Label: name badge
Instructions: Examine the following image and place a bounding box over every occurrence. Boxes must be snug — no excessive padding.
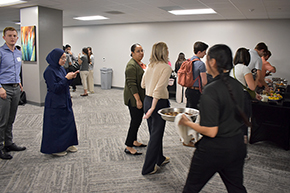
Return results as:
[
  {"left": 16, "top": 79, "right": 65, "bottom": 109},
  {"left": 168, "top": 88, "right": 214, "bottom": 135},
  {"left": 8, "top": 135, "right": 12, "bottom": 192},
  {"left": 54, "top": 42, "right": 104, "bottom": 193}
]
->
[{"left": 17, "top": 57, "right": 22, "bottom": 62}]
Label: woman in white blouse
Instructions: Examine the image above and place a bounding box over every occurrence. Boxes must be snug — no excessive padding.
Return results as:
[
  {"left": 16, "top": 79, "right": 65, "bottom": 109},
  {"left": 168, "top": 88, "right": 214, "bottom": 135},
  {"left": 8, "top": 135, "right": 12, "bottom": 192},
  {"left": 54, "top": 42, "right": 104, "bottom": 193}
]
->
[
  {"left": 141, "top": 42, "right": 172, "bottom": 175},
  {"left": 230, "top": 47, "right": 258, "bottom": 144}
]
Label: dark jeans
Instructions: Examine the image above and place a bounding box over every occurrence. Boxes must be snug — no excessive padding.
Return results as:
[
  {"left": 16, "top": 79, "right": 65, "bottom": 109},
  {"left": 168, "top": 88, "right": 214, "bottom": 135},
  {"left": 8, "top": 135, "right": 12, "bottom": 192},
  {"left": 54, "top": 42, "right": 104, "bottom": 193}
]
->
[
  {"left": 183, "top": 133, "right": 247, "bottom": 193},
  {"left": 142, "top": 96, "right": 169, "bottom": 175},
  {"left": 0, "top": 85, "right": 20, "bottom": 150},
  {"left": 185, "top": 88, "right": 201, "bottom": 110},
  {"left": 125, "top": 101, "right": 144, "bottom": 147}
]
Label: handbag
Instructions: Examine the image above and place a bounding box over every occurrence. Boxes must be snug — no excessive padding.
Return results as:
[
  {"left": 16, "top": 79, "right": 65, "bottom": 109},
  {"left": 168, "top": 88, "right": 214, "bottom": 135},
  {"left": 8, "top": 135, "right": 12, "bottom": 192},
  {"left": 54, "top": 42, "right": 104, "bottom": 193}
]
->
[
  {"left": 19, "top": 90, "right": 27, "bottom": 105},
  {"left": 233, "top": 66, "right": 256, "bottom": 99}
]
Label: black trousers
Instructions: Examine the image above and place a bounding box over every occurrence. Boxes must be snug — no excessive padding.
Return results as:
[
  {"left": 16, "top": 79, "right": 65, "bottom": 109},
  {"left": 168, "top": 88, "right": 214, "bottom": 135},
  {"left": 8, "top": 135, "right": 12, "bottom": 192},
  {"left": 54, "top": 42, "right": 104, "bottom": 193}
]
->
[
  {"left": 124, "top": 101, "right": 144, "bottom": 147},
  {"left": 185, "top": 88, "right": 201, "bottom": 110},
  {"left": 242, "top": 91, "right": 252, "bottom": 136},
  {"left": 183, "top": 133, "right": 247, "bottom": 193},
  {"left": 142, "top": 96, "right": 169, "bottom": 175}
]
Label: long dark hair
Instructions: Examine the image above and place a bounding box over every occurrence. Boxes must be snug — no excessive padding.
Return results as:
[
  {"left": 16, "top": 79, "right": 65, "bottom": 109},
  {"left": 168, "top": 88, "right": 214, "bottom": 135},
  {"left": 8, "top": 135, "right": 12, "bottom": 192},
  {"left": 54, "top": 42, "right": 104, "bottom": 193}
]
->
[
  {"left": 174, "top": 52, "right": 186, "bottom": 73},
  {"left": 88, "top": 47, "right": 93, "bottom": 56},
  {"left": 82, "top": 47, "right": 91, "bottom": 64},
  {"left": 207, "top": 44, "right": 251, "bottom": 127}
]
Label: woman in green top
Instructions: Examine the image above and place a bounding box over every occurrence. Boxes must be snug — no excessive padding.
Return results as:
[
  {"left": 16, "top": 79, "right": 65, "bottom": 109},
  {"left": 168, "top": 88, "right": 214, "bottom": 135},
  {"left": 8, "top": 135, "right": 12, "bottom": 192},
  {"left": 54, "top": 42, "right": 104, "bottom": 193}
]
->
[{"left": 123, "top": 43, "right": 147, "bottom": 155}]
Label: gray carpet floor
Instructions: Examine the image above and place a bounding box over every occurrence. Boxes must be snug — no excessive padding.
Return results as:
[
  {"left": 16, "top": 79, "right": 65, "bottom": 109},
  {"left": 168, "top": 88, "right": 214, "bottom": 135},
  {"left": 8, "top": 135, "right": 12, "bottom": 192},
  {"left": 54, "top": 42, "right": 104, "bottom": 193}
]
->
[{"left": 0, "top": 86, "right": 290, "bottom": 193}]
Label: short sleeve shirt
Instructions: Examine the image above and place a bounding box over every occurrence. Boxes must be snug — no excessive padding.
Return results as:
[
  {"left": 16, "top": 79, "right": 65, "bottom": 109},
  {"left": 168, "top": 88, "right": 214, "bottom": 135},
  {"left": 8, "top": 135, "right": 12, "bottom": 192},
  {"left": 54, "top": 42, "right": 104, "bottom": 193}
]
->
[
  {"left": 248, "top": 49, "right": 262, "bottom": 71},
  {"left": 199, "top": 74, "right": 244, "bottom": 138},
  {"left": 190, "top": 56, "right": 206, "bottom": 87},
  {"left": 230, "top": 64, "right": 251, "bottom": 86},
  {"left": 80, "top": 55, "right": 89, "bottom": 71}
]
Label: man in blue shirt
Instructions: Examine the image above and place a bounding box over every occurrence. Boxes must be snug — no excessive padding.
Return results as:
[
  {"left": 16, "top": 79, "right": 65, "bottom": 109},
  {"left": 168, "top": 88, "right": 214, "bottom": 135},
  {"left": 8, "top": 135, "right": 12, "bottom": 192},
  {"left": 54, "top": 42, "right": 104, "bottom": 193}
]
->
[
  {"left": 0, "top": 27, "right": 26, "bottom": 160},
  {"left": 185, "top": 41, "right": 208, "bottom": 110}
]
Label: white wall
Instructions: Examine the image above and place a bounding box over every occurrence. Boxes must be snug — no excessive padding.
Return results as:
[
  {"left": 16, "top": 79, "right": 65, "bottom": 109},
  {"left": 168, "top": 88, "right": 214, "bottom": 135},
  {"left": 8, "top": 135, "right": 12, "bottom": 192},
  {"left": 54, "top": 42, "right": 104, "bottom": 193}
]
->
[{"left": 63, "top": 19, "right": 290, "bottom": 88}]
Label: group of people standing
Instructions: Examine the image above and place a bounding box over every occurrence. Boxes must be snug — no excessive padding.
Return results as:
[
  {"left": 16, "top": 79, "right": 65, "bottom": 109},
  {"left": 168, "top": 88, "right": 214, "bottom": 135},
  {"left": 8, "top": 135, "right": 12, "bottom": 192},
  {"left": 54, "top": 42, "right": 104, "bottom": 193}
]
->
[
  {"left": 123, "top": 42, "right": 172, "bottom": 175},
  {"left": 123, "top": 40, "right": 274, "bottom": 192},
  {"left": 63, "top": 45, "right": 95, "bottom": 96},
  {"left": 40, "top": 45, "right": 96, "bottom": 156},
  {"left": 1, "top": 25, "right": 275, "bottom": 192}
]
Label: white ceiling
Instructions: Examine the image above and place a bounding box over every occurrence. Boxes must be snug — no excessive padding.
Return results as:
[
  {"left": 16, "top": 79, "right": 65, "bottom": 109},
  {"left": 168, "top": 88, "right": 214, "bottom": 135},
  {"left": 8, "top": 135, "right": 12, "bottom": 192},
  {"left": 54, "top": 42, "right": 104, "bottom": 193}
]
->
[{"left": 1, "top": 0, "right": 290, "bottom": 31}]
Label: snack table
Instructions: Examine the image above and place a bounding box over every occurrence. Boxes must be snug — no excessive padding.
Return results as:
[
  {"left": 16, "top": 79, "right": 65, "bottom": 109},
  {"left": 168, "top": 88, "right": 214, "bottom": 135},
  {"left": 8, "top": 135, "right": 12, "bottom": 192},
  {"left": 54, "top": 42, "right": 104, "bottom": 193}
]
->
[{"left": 249, "top": 100, "right": 290, "bottom": 150}]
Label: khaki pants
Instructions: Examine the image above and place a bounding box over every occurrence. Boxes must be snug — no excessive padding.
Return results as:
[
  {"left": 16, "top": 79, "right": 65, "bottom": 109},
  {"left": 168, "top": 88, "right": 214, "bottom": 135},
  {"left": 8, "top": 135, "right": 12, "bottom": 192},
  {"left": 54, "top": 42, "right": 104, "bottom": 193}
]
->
[
  {"left": 80, "top": 71, "right": 89, "bottom": 90},
  {"left": 88, "top": 70, "right": 94, "bottom": 92}
]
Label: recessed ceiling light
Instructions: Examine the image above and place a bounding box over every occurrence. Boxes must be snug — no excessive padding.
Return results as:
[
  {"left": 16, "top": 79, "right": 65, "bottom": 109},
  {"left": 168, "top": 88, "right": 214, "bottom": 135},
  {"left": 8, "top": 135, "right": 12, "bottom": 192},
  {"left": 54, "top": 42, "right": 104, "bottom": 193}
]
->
[
  {"left": 0, "top": 0, "right": 26, "bottom": 7},
  {"left": 169, "top": 8, "right": 216, "bottom": 15},
  {"left": 73, "top": 15, "right": 109, "bottom": 21}
]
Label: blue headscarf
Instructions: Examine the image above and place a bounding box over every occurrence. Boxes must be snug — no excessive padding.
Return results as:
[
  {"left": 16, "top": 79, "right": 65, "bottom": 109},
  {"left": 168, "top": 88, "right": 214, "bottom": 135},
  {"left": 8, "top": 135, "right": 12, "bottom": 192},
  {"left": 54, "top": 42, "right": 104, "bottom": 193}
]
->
[{"left": 46, "top": 48, "right": 64, "bottom": 67}]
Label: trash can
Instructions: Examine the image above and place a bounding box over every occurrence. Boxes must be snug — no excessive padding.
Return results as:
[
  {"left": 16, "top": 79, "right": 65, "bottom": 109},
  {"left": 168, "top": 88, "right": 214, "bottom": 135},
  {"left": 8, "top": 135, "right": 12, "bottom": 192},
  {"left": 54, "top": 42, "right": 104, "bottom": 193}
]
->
[{"left": 100, "top": 67, "right": 113, "bottom": 89}]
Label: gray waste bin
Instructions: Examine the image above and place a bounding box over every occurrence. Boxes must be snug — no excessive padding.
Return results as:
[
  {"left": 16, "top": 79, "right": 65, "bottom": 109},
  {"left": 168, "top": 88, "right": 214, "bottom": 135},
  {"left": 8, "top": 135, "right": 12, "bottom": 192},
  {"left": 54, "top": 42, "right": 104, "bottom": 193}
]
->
[{"left": 100, "top": 67, "right": 113, "bottom": 89}]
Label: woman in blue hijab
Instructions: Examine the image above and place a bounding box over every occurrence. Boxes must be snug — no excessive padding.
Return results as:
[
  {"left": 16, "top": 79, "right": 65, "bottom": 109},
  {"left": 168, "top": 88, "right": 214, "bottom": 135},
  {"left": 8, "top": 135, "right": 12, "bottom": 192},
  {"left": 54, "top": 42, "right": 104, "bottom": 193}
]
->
[{"left": 41, "top": 48, "right": 79, "bottom": 156}]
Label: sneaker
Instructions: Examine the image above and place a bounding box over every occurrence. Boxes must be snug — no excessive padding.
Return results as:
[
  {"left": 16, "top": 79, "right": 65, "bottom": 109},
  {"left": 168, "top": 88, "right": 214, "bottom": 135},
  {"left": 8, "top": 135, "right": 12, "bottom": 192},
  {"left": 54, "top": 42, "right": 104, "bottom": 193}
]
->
[
  {"left": 66, "top": 146, "right": 78, "bottom": 153},
  {"left": 149, "top": 165, "right": 159, "bottom": 174},
  {"left": 161, "top": 157, "right": 170, "bottom": 166},
  {"left": 52, "top": 151, "right": 67, "bottom": 157}
]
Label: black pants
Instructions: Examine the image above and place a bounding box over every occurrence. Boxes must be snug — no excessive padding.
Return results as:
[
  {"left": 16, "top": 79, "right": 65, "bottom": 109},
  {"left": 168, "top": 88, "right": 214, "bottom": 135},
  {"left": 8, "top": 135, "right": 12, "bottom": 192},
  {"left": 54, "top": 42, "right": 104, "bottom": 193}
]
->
[
  {"left": 242, "top": 91, "right": 252, "bottom": 136},
  {"left": 125, "top": 101, "right": 144, "bottom": 147},
  {"left": 183, "top": 133, "right": 247, "bottom": 193},
  {"left": 142, "top": 96, "right": 169, "bottom": 175},
  {"left": 185, "top": 88, "right": 201, "bottom": 110}
]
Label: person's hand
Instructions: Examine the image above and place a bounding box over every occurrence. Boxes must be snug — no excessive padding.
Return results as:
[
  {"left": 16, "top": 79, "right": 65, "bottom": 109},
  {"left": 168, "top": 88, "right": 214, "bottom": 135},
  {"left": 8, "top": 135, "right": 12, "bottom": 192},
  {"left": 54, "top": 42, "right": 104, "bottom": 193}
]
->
[
  {"left": 264, "top": 86, "right": 270, "bottom": 93},
  {"left": 66, "top": 71, "right": 78, "bottom": 80},
  {"left": 19, "top": 83, "right": 23, "bottom": 92},
  {"left": 256, "top": 93, "right": 262, "bottom": 101},
  {"left": 0, "top": 87, "right": 7, "bottom": 99},
  {"left": 136, "top": 100, "right": 142, "bottom": 109},
  {"left": 144, "top": 108, "right": 154, "bottom": 119},
  {"left": 179, "top": 114, "right": 190, "bottom": 126}
]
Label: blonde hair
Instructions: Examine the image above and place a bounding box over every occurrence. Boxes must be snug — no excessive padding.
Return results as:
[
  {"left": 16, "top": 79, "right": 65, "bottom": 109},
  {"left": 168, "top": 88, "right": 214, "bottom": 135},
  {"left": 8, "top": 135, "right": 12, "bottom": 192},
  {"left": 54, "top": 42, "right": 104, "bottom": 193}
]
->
[{"left": 149, "top": 42, "right": 168, "bottom": 66}]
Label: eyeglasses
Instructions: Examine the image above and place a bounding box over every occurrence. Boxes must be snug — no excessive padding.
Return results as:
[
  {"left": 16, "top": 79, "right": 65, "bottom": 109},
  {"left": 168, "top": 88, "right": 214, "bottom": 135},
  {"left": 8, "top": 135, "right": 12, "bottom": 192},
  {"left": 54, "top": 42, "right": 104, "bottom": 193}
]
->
[{"left": 60, "top": 57, "right": 67, "bottom": 61}]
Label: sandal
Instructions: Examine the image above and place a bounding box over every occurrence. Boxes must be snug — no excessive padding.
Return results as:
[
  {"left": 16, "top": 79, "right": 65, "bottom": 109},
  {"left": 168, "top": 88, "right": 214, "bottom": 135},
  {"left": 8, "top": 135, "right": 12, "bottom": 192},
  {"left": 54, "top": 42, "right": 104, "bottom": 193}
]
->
[{"left": 80, "top": 93, "right": 88, "bottom": 97}]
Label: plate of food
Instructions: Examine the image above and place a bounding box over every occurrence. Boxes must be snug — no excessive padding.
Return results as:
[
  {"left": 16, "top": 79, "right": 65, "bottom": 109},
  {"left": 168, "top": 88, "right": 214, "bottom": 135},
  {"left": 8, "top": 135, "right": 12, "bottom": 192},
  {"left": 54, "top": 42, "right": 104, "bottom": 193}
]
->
[
  {"left": 268, "top": 93, "right": 283, "bottom": 101},
  {"left": 158, "top": 107, "right": 199, "bottom": 122}
]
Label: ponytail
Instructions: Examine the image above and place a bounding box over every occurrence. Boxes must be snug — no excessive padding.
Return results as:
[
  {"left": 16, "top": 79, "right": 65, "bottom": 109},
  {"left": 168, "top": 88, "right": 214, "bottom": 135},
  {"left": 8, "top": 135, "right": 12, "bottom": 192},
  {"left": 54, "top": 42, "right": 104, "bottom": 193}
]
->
[{"left": 208, "top": 44, "right": 251, "bottom": 127}]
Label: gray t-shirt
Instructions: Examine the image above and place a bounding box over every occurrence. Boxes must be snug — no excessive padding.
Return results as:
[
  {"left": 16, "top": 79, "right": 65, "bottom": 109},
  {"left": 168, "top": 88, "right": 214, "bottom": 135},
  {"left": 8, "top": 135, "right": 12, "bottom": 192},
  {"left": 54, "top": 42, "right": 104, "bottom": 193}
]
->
[{"left": 80, "top": 55, "right": 89, "bottom": 71}]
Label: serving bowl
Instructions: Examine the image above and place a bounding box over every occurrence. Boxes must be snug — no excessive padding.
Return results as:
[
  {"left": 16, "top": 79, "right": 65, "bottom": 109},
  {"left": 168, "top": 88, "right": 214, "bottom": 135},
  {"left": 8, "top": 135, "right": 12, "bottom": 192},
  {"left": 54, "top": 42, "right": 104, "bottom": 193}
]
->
[{"left": 158, "top": 107, "right": 199, "bottom": 122}]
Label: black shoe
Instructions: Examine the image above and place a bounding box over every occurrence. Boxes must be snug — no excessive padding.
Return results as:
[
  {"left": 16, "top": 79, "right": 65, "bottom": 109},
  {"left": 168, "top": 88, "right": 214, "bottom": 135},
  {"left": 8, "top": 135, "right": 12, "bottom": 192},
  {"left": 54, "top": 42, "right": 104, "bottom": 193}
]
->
[
  {"left": 4, "top": 143, "right": 26, "bottom": 152},
  {"left": 133, "top": 144, "right": 147, "bottom": 147},
  {"left": 124, "top": 148, "right": 142, "bottom": 155},
  {"left": 0, "top": 149, "right": 13, "bottom": 159}
]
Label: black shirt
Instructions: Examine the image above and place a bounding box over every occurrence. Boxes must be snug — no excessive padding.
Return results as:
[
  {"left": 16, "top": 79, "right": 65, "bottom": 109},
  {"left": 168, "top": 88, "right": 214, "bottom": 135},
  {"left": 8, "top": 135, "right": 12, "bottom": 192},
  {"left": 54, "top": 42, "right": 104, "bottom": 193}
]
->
[{"left": 199, "top": 73, "right": 245, "bottom": 138}]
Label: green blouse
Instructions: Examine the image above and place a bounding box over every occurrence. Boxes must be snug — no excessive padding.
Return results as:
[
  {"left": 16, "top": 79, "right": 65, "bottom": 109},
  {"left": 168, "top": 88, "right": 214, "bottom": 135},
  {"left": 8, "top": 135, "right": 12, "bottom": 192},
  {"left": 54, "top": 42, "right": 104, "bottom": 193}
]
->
[{"left": 123, "top": 58, "right": 145, "bottom": 107}]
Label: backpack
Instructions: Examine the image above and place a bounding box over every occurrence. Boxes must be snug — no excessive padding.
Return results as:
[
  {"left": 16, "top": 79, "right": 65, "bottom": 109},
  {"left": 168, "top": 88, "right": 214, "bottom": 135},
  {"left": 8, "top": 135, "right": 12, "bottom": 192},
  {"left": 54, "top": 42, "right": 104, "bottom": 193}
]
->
[{"left": 177, "top": 58, "right": 200, "bottom": 88}]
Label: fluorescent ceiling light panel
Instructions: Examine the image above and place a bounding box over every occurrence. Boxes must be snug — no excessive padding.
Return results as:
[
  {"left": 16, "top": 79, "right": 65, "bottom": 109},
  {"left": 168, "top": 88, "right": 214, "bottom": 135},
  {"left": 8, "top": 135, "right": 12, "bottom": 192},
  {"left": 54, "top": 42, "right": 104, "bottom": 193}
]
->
[
  {"left": 169, "top": 8, "right": 216, "bottom": 15},
  {"left": 0, "top": 0, "right": 26, "bottom": 7},
  {"left": 73, "top": 15, "right": 108, "bottom": 21}
]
